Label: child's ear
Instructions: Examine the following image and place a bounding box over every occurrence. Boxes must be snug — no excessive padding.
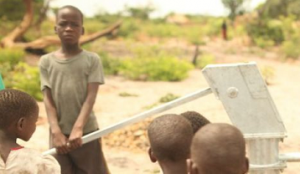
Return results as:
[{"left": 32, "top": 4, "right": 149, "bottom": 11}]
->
[
  {"left": 148, "top": 148, "right": 157, "bottom": 163},
  {"left": 17, "top": 117, "right": 25, "bottom": 130},
  {"left": 242, "top": 157, "right": 249, "bottom": 174},
  {"left": 187, "top": 159, "right": 199, "bottom": 174}
]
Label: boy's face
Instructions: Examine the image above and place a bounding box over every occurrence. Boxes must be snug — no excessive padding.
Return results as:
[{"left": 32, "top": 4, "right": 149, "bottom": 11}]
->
[{"left": 55, "top": 8, "right": 84, "bottom": 45}]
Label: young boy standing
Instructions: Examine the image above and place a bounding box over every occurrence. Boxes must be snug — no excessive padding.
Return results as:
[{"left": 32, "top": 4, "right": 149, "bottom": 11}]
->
[{"left": 39, "top": 5, "right": 109, "bottom": 174}]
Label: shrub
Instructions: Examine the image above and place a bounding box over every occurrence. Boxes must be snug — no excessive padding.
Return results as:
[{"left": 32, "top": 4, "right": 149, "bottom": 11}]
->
[
  {"left": 260, "top": 66, "right": 275, "bottom": 85},
  {"left": 118, "top": 19, "right": 140, "bottom": 39},
  {"left": 281, "top": 40, "right": 300, "bottom": 59},
  {"left": 196, "top": 53, "right": 216, "bottom": 69},
  {"left": 6, "top": 63, "right": 43, "bottom": 101},
  {"left": 246, "top": 19, "right": 284, "bottom": 46},
  {"left": 253, "top": 37, "right": 275, "bottom": 49},
  {"left": 98, "top": 52, "right": 122, "bottom": 75},
  {"left": 120, "top": 56, "right": 193, "bottom": 81},
  {"left": 159, "top": 93, "right": 179, "bottom": 103},
  {"left": 0, "top": 48, "right": 25, "bottom": 67}
]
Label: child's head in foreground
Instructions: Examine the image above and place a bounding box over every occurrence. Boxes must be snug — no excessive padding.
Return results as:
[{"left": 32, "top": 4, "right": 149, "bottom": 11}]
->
[
  {"left": 189, "top": 123, "right": 248, "bottom": 174},
  {"left": 0, "top": 89, "right": 39, "bottom": 141},
  {"left": 147, "top": 114, "right": 193, "bottom": 163},
  {"left": 55, "top": 5, "right": 84, "bottom": 45},
  {"left": 180, "top": 111, "right": 210, "bottom": 134}
]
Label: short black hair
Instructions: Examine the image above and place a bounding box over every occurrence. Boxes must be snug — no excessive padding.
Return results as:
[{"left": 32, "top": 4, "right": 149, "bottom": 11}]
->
[
  {"left": 56, "top": 5, "right": 84, "bottom": 24},
  {"left": 181, "top": 111, "right": 210, "bottom": 134},
  {"left": 0, "top": 89, "right": 38, "bottom": 129},
  {"left": 148, "top": 114, "right": 193, "bottom": 162}
]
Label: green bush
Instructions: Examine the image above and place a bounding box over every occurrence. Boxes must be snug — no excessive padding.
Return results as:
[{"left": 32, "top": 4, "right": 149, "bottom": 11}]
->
[
  {"left": 6, "top": 62, "right": 43, "bottom": 101},
  {"left": 196, "top": 53, "right": 216, "bottom": 69},
  {"left": 253, "top": 37, "right": 275, "bottom": 49},
  {"left": 118, "top": 19, "right": 140, "bottom": 39},
  {"left": 159, "top": 93, "right": 179, "bottom": 103},
  {"left": 120, "top": 56, "right": 193, "bottom": 81},
  {"left": 98, "top": 52, "right": 122, "bottom": 75},
  {"left": 246, "top": 19, "right": 284, "bottom": 45},
  {"left": 281, "top": 40, "right": 300, "bottom": 59},
  {"left": 0, "top": 48, "right": 25, "bottom": 67}
]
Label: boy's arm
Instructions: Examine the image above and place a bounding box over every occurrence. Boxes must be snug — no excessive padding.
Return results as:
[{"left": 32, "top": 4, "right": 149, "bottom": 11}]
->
[
  {"left": 43, "top": 87, "right": 69, "bottom": 154},
  {"left": 68, "top": 82, "right": 99, "bottom": 149}
]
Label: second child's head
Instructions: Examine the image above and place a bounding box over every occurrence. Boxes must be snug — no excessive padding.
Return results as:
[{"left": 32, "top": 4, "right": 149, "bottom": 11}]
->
[
  {"left": 0, "top": 89, "right": 39, "bottom": 141},
  {"left": 181, "top": 111, "right": 210, "bottom": 134},
  {"left": 147, "top": 114, "right": 193, "bottom": 163},
  {"left": 55, "top": 5, "right": 84, "bottom": 46}
]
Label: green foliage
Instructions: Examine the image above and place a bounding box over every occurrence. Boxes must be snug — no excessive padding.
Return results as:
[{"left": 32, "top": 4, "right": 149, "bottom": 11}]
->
[
  {"left": 196, "top": 53, "right": 216, "bottom": 69},
  {"left": 119, "top": 92, "right": 138, "bottom": 97},
  {"left": 258, "top": 0, "right": 300, "bottom": 19},
  {"left": 0, "top": 0, "right": 43, "bottom": 21},
  {"left": 118, "top": 18, "right": 140, "bottom": 39},
  {"left": 94, "top": 13, "right": 122, "bottom": 24},
  {"left": 253, "top": 38, "right": 275, "bottom": 49},
  {"left": 159, "top": 93, "right": 179, "bottom": 103},
  {"left": 98, "top": 52, "right": 123, "bottom": 75},
  {"left": 84, "top": 19, "right": 107, "bottom": 34},
  {"left": 144, "top": 93, "right": 180, "bottom": 109},
  {"left": 125, "top": 6, "right": 155, "bottom": 20},
  {"left": 221, "top": 0, "right": 245, "bottom": 20},
  {"left": 246, "top": 19, "right": 284, "bottom": 46},
  {"left": 5, "top": 62, "right": 42, "bottom": 101},
  {"left": 120, "top": 56, "right": 193, "bottom": 81},
  {"left": 280, "top": 16, "right": 300, "bottom": 59},
  {"left": 281, "top": 40, "right": 300, "bottom": 59},
  {"left": 0, "top": 48, "right": 25, "bottom": 67},
  {"left": 260, "top": 66, "right": 275, "bottom": 85}
]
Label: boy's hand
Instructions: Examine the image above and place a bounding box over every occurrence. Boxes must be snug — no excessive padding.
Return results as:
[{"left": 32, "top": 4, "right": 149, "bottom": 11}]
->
[
  {"left": 52, "top": 132, "right": 70, "bottom": 154},
  {"left": 68, "top": 128, "right": 83, "bottom": 150}
]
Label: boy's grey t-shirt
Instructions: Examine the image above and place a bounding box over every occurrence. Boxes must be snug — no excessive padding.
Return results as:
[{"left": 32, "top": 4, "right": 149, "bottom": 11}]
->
[{"left": 39, "top": 50, "right": 104, "bottom": 135}]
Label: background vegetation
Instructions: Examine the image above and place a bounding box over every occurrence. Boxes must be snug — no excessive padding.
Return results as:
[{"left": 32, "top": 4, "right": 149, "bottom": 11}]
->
[{"left": 0, "top": 0, "right": 299, "bottom": 100}]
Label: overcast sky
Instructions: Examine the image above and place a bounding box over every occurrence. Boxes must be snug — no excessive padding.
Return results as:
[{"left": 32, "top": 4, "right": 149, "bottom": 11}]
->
[{"left": 50, "top": 0, "right": 266, "bottom": 18}]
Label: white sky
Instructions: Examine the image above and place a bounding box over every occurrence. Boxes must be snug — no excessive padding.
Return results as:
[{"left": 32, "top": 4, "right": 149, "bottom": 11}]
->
[{"left": 50, "top": 0, "right": 266, "bottom": 18}]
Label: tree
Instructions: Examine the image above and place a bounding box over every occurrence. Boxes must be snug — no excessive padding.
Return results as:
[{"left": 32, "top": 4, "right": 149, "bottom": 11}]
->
[
  {"left": 257, "top": 0, "right": 300, "bottom": 19},
  {"left": 221, "top": 0, "right": 245, "bottom": 21},
  {"left": 0, "top": 0, "right": 122, "bottom": 53}
]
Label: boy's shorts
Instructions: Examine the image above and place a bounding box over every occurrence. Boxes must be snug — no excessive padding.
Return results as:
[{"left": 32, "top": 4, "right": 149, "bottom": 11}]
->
[{"left": 50, "top": 135, "right": 109, "bottom": 174}]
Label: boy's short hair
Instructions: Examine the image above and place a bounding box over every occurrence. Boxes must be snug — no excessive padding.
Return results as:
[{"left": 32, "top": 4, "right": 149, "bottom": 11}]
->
[
  {"left": 0, "top": 89, "right": 38, "bottom": 129},
  {"left": 147, "top": 114, "right": 193, "bottom": 162},
  {"left": 181, "top": 111, "right": 210, "bottom": 134},
  {"left": 191, "top": 123, "right": 247, "bottom": 174},
  {"left": 56, "top": 5, "right": 84, "bottom": 23}
]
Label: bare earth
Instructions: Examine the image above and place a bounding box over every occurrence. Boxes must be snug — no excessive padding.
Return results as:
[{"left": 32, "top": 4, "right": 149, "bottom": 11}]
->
[{"left": 20, "top": 40, "right": 300, "bottom": 173}]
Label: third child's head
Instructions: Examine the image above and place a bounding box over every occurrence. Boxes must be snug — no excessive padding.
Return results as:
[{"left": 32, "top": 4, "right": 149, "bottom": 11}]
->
[
  {"left": 0, "top": 89, "right": 39, "bottom": 141},
  {"left": 147, "top": 114, "right": 193, "bottom": 163},
  {"left": 55, "top": 5, "right": 84, "bottom": 46},
  {"left": 189, "top": 123, "right": 248, "bottom": 174}
]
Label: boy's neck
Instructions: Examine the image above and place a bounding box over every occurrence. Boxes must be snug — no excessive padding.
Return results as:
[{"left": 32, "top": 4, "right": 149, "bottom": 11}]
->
[
  {"left": 0, "top": 130, "right": 19, "bottom": 162},
  {"left": 159, "top": 159, "right": 188, "bottom": 174},
  {"left": 0, "top": 130, "right": 18, "bottom": 147},
  {"left": 59, "top": 44, "right": 82, "bottom": 58}
]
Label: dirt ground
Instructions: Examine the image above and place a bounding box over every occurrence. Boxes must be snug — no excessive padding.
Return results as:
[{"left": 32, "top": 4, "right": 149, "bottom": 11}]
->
[{"left": 20, "top": 40, "right": 300, "bottom": 173}]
